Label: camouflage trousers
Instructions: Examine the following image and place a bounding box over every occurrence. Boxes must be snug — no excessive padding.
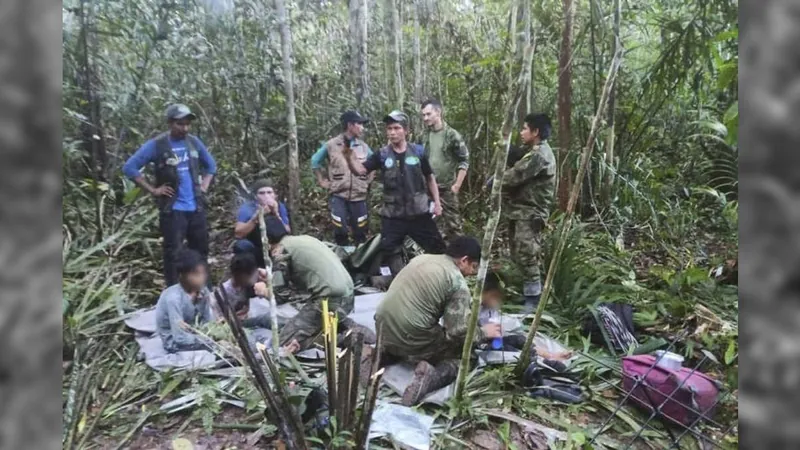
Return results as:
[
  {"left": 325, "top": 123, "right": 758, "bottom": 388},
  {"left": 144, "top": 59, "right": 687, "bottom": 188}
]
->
[
  {"left": 436, "top": 185, "right": 463, "bottom": 241},
  {"left": 508, "top": 217, "right": 545, "bottom": 284},
  {"left": 278, "top": 292, "right": 355, "bottom": 350}
]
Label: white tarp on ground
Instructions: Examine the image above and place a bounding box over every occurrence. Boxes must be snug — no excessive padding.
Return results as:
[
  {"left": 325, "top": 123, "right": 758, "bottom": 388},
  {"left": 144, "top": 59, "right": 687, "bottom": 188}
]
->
[
  {"left": 126, "top": 292, "right": 572, "bottom": 385},
  {"left": 367, "top": 402, "right": 435, "bottom": 450}
]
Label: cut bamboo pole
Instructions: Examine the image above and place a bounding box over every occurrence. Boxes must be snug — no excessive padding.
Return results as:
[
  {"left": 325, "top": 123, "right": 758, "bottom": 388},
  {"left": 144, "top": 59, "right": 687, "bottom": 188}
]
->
[
  {"left": 454, "top": 43, "right": 535, "bottom": 404},
  {"left": 258, "top": 209, "right": 281, "bottom": 356}
]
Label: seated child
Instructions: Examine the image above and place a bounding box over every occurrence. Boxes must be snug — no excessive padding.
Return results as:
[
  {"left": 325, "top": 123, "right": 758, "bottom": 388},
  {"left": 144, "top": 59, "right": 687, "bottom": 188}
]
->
[
  {"left": 479, "top": 272, "right": 572, "bottom": 361},
  {"left": 211, "top": 253, "right": 270, "bottom": 322},
  {"left": 155, "top": 249, "right": 214, "bottom": 353}
]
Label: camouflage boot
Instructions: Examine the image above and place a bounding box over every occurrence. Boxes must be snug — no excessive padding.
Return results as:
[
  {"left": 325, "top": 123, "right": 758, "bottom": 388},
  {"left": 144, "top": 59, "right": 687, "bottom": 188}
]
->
[
  {"left": 521, "top": 280, "right": 542, "bottom": 315},
  {"left": 338, "top": 317, "right": 377, "bottom": 346},
  {"left": 401, "top": 360, "right": 459, "bottom": 406}
]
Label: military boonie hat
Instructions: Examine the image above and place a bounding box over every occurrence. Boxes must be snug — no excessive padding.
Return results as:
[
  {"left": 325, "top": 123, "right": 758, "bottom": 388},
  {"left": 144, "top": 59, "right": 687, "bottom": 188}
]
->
[
  {"left": 383, "top": 110, "right": 409, "bottom": 126},
  {"left": 165, "top": 103, "right": 197, "bottom": 121},
  {"left": 340, "top": 110, "right": 369, "bottom": 125}
]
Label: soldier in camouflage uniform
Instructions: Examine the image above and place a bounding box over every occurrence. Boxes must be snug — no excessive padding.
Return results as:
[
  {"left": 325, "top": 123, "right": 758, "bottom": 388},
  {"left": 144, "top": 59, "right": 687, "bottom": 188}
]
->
[
  {"left": 261, "top": 216, "right": 376, "bottom": 352},
  {"left": 419, "top": 98, "right": 470, "bottom": 240},
  {"left": 373, "top": 237, "right": 502, "bottom": 406},
  {"left": 499, "top": 113, "right": 556, "bottom": 313}
]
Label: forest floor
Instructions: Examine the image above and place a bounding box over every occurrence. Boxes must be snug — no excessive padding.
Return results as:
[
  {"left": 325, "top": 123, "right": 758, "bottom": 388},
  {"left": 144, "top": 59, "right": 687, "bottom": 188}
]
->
[{"left": 76, "top": 195, "right": 739, "bottom": 450}]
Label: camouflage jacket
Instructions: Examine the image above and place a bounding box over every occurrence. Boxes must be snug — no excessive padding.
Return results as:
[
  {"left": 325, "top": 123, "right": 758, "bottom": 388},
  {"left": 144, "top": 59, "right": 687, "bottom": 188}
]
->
[
  {"left": 500, "top": 140, "right": 556, "bottom": 221},
  {"left": 375, "top": 254, "right": 485, "bottom": 352},
  {"left": 417, "top": 123, "right": 469, "bottom": 187}
]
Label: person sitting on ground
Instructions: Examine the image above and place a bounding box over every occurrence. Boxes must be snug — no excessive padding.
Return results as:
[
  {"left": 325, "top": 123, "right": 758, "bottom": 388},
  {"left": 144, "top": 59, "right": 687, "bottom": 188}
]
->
[
  {"left": 263, "top": 215, "right": 376, "bottom": 352},
  {"left": 478, "top": 271, "right": 572, "bottom": 361},
  {"left": 210, "top": 253, "right": 270, "bottom": 322},
  {"left": 155, "top": 249, "right": 214, "bottom": 353},
  {"left": 234, "top": 179, "right": 291, "bottom": 267},
  {"left": 373, "top": 236, "right": 503, "bottom": 406}
]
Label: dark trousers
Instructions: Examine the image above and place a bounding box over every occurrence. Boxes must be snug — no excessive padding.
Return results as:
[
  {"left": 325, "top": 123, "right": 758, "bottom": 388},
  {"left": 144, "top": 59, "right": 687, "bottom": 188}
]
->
[
  {"left": 380, "top": 214, "right": 446, "bottom": 274},
  {"left": 330, "top": 195, "right": 369, "bottom": 246},
  {"left": 233, "top": 238, "right": 266, "bottom": 268},
  {"left": 160, "top": 209, "right": 209, "bottom": 286}
]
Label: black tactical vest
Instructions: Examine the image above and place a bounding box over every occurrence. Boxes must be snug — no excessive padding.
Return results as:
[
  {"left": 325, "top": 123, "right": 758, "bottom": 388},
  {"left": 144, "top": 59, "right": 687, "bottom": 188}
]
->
[
  {"left": 378, "top": 144, "right": 430, "bottom": 218},
  {"left": 153, "top": 132, "right": 204, "bottom": 212}
]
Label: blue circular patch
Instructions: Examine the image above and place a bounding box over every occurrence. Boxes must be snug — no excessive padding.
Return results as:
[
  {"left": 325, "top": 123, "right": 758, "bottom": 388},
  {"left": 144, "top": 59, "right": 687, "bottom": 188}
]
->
[{"left": 385, "top": 157, "right": 395, "bottom": 168}]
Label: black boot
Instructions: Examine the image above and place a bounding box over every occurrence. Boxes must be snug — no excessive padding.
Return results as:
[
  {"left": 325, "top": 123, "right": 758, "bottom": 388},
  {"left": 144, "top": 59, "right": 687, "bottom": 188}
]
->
[
  {"left": 402, "top": 360, "right": 459, "bottom": 406},
  {"left": 521, "top": 281, "right": 542, "bottom": 314}
]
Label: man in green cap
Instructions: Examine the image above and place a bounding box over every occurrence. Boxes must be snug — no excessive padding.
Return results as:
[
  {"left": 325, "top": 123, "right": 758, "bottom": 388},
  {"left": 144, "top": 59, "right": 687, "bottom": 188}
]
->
[
  {"left": 343, "top": 110, "right": 446, "bottom": 276},
  {"left": 419, "top": 98, "right": 470, "bottom": 240},
  {"left": 123, "top": 103, "right": 217, "bottom": 286},
  {"left": 311, "top": 111, "right": 374, "bottom": 246},
  {"left": 496, "top": 113, "right": 556, "bottom": 313}
]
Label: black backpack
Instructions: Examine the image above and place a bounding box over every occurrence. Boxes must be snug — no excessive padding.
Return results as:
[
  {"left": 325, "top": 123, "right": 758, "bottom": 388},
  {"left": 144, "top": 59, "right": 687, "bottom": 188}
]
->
[{"left": 582, "top": 302, "right": 638, "bottom": 354}]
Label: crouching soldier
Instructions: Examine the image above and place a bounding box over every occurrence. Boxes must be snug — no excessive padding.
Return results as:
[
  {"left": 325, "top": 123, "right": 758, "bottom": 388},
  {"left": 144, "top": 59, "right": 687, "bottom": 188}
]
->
[
  {"left": 373, "top": 237, "right": 502, "bottom": 406},
  {"left": 262, "top": 216, "right": 376, "bottom": 352}
]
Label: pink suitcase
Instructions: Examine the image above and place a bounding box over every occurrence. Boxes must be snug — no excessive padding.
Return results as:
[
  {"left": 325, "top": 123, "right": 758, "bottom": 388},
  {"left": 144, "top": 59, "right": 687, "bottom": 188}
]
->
[{"left": 621, "top": 354, "right": 721, "bottom": 426}]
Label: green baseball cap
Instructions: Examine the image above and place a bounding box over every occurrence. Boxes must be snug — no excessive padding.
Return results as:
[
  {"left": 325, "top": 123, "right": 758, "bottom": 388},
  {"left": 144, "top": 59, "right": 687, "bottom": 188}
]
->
[{"left": 383, "top": 110, "right": 409, "bottom": 126}]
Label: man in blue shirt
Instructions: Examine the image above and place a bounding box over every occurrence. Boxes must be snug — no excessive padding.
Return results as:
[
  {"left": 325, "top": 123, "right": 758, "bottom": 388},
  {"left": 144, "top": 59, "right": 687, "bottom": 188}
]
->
[
  {"left": 234, "top": 179, "right": 290, "bottom": 267},
  {"left": 123, "top": 104, "right": 217, "bottom": 286}
]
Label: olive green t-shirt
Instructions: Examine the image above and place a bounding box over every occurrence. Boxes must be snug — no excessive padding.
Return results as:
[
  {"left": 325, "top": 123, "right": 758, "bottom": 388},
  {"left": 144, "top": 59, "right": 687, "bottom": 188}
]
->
[{"left": 426, "top": 129, "right": 450, "bottom": 185}]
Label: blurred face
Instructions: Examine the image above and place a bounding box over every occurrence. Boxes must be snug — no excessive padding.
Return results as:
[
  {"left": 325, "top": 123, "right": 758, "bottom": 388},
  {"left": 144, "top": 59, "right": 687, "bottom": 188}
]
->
[
  {"left": 346, "top": 122, "right": 365, "bottom": 138},
  {"left": 520, "top": 122, "right": 539, "bottom": 145},
  {"left": 386, "top": 122, "right": 407, "bottom": 145},
  {"left": 169, "top": 118, "right": 192, "bottom": 139},
  {"left": 233, "top": 270, "right": 256, "bottom": 289},
  {"left": 455, "top": 256, "right": 479, "bottom": 276},
  {"left": 256, "top": 186, "right": 276, "bottom": 206},
  {"left": 481, "top": 289, "right": 503, "bottom": 310},
  {"left": 421, "top": 104, "right": 442, "bottom": 128},
  {"left": 182, "top": 264, "right": 208, "bottom": 292}
]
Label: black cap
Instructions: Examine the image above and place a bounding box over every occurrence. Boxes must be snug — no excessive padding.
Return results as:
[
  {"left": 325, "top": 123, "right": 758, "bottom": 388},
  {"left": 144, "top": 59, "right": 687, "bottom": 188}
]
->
[{"left": 340, "top": 110, "right": 368, "bottom": 125}]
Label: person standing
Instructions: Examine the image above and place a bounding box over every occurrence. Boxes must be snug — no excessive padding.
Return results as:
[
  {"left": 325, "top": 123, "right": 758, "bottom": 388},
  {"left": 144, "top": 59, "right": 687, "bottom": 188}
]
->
[
  {"left": 311, "top": 111, "right": 373, "bottom": 246},
  {"left": 234, "top": 179, "right": 291, "bottom": 268},
  {"left": 123, "top": 104, "right": 217, "bottom": 286},
  {"left": 498, "top": 113, "right": 556, "bottom": 312},
  {"left": 419, "top": 98, "right": 470, "bottom": 240},
  {"left": 344, "top": 110, "right": 446, "bottom": 276}
]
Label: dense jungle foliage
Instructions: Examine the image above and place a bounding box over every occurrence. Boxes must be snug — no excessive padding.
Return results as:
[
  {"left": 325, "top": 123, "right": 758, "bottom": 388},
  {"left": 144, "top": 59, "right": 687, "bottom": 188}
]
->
[{"left": 62, "top": 0, "right": 739, "bottom": 447}]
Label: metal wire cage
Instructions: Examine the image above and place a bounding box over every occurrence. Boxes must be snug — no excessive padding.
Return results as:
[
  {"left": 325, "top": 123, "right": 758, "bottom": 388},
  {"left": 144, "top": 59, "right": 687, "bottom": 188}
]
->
[{"left": 585, "top": 332, "right": 738, "bottom": 449}]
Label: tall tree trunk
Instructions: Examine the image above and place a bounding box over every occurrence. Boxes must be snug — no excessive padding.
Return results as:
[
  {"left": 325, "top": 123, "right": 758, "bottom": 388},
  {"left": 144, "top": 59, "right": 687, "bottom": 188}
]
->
[
  {"left": 516, "top": 0, "right": 531, "bottom": 125},
  {"left": 412, "top": 0, "right": 422, "bottom": 105},
  {"left": 556, "top": 0, "right": 575, "bottom": 211},
  {"left": 356, "top": 0, "right": 369, "bottom": 109},
  {"left": 388, "top": 0, "right": 403, "bottom": 107},
  {"left": 348, "top": 0, "right": 359, "bottom": 77},
  {"left": 274, "top": 0, "right": 300, "bottom": 221},
  {"left": 603, "top": 0, "right": 621, "bottom": 201}
]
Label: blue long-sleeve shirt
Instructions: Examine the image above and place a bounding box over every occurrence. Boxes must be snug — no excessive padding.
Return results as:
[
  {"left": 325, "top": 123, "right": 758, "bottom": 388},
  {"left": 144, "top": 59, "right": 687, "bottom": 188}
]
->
[{"left": 123, "top": 134, "right": 217, "bottom": 211}]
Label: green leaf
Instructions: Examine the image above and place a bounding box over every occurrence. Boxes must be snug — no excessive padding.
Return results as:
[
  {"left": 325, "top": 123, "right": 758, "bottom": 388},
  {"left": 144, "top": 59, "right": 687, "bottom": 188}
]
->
[{"left": 724, "top": 339, "right": 737, "bottom": 365}]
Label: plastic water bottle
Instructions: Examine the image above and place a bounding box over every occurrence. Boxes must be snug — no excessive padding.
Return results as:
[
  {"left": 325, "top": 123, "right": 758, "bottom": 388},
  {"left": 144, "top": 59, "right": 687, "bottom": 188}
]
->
[{"left": 488, "top": 310, "right": 503, "bottom": 350}]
